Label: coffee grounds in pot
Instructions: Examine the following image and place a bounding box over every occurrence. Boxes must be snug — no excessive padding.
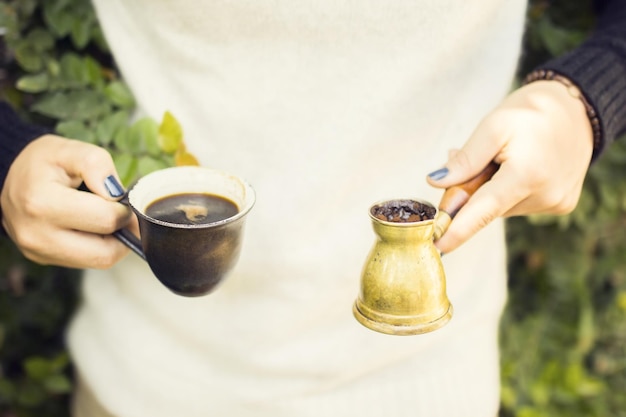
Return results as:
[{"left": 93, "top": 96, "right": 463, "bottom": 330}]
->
[{"left": 371, "top": 199, "right": 436, "bottom": 223}]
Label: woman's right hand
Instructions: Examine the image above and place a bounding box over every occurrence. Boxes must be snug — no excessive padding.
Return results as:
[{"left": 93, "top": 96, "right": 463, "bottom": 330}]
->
[{"left": 1, "top": 134, "right": 134, "bottom": 269}]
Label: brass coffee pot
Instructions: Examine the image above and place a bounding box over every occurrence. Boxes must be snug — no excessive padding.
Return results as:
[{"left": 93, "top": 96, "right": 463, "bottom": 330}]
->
[{"left": 353, "top": 163, "right": 498, "bottom": 335}]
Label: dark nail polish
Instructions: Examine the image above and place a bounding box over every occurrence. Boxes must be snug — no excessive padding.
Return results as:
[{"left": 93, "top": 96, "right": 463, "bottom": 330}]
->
[
  {"left": 427, "top": 167, "right": 449, "bottom": 181},
  {"left": 104, "top": 175, "right": 125, "bottom": 198}
]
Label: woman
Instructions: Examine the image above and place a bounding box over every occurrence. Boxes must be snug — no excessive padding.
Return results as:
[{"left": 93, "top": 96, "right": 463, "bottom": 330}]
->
[{"left": 1, "top": 0, "right": 626, "bottom": 416}]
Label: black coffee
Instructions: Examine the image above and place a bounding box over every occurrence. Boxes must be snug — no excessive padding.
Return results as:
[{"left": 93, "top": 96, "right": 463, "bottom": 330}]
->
[
  {"left": 371, "top": 199, "right": 436, "bottom": 223},
  {"left": 145, "top": 193, "right": 238, "bottom": 225}
]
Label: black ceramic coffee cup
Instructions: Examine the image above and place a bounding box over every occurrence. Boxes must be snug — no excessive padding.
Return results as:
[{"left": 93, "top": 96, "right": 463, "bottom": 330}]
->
[{"left": 115, "top": 166, "right": 255, "bottom": 297}]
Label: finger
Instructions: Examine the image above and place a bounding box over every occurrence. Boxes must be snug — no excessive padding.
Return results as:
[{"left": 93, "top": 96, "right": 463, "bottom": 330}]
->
[
  {"left": 434, "top": 164, "right": 528, "bottom": 253},
  {"left": 427, "top": 116, "right": 506, "bottom": 188},
  {"left": 54, "top": 138, "right": 125, "bottom": 200},
  {"left": 126, "top": 214, "right": 141, "bottom": 238},
  {"left": 41, "top": 183, "right": 132, "bottom": 234},
  {"left": 20, "top": 227, "right": 130, "bottom": 269}
]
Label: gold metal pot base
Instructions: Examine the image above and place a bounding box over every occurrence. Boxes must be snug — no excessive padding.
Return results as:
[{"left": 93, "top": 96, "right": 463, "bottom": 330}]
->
[{"left": 353, "top": 302, "right": 453, "bottom": 336}]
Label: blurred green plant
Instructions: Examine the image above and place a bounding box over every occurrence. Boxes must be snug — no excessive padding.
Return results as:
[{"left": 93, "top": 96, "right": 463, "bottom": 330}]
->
[
  {"left": 0, "top": 0, "right": 197, "bottom": 415},
  {"left": 0, "top": 236, "right": 79, "bottom": 416},
  {"left": 500, "top": 1, "right": 626, "bottom": 416},
  {"left": 0, "top": 0, "right": 198, "bottom": 186}
]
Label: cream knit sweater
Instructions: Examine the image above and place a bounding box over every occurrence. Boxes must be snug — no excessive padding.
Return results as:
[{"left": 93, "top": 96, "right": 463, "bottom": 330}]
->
[{"left": 69, "top": 1, "right": 527, "bottom": 416}]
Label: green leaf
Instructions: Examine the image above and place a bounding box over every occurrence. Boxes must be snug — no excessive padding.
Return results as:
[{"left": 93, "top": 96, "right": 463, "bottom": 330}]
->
[
  {"left": 112, "top": 152, "right": 138, "bottom": 186},
  {"left": 26, "top": 28, "right": 55, "bottom": 52},
  {"left": 130, "top": 117, "right": 160, "bottom": 157},
  {"left": 50, "top": 352, "right": 70, "bottom": 371},
  {"left": 24, "top": 357, "right": 52, "bottom": 380},
  {"left": 32, "top": 90, "right": 111, "bottom": 120},
  {"left": 14, "top": 41, "right": 43, "bottom": 72},
  {"left": 96, "top": 110, "right": 130, "bottom": 146},
  {"left": 71, "top": 14, "right": 92, "bottom": 49},
  {"left": 46, "top": 58, "right": 62, "bottom": 77},
  {"left": 84, "top": 55, "right": 104, "bottom": 87},
  {"left": 56, "top": 120, "right": 96, "bottom": 143},
  {"left": 43, "top": 3, "right": 74, "bottom": 37},
  {"left": 158, "top": 111, "right": 183, "bottom": 154},
  {"left": 113, "top": 124, "right": 142, "bottom": 153},
  {"left": 113, "top": 126, "right": 131, "bottom": 152},
  {"left": 59, "top": 52, "right": 90, "bottom": 88},
  {"left": 16, "top": 72, "right": 50, "bottom": 93},
  {"left": 137, "top": 156, "right": 169, "bottom": 178},
  {"left": 43, "top": 374, "right": 72, "bottom": 394},
  {"left": 105, "top": 81, "right": 135, "bottom": 108}
]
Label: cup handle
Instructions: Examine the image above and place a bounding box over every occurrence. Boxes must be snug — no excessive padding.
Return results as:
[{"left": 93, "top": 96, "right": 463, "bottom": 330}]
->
[
  {"left": 81, "top": 183, "right": 147, "bottom": 261},
  {"left": 114, "top": 194, "right": 147, "bottom": 261}
]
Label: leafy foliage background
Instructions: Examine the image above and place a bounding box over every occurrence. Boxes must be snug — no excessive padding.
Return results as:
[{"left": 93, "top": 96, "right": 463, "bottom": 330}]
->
[{"left": 1, "top": 0, "right": 625, "bottom": 416}]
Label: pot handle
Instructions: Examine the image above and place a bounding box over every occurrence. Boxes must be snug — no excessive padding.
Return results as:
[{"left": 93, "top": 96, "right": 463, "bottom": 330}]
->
[{"left": 433, "top": 162, "right": 499, "bottom": 241}]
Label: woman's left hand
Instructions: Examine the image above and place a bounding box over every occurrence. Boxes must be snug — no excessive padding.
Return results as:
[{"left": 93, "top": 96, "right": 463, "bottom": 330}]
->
[{"left": 427, "top": 80, "right": 594, "bottom": 254}]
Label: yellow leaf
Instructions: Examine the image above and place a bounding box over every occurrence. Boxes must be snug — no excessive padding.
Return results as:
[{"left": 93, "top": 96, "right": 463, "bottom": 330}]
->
[
  {"left": 175, "top": 149, "right": 200, "bottom": 166},
  {"left": 158, "top": 111, "right": 183, "bottom": 154}
]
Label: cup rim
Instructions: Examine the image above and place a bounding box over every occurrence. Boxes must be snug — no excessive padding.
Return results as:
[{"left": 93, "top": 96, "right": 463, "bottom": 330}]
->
[{"left": 128, "top": 166, "right": 256, "bottom": 229}]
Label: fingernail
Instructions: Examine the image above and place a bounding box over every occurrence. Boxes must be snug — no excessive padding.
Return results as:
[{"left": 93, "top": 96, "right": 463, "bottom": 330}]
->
[
  {"left": 428, "top": 167, "right": 449, "bottom": 181},
  {"left": 104, "top": 175, "right": 125, "bottom": 198}
]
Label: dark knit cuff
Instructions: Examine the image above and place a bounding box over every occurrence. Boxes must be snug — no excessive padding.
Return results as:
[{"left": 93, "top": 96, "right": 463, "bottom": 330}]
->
[
  {"left": 0, "top": 102, "right": 52, "bottom": 229},
  {"left": 529, "top": 44, "right": 626, "bottom": 161}
]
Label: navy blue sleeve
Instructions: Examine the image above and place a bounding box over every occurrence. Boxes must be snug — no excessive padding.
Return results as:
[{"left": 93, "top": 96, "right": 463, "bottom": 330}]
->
[
  {"left": 0, "top": 102, "right": 51, "bottom": 228},
  {"left": 532, "top": 0, "right": 626, "bottom": 158}
]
